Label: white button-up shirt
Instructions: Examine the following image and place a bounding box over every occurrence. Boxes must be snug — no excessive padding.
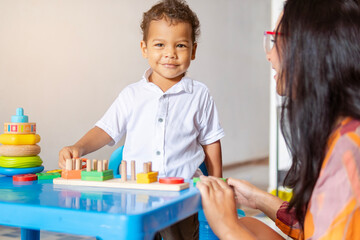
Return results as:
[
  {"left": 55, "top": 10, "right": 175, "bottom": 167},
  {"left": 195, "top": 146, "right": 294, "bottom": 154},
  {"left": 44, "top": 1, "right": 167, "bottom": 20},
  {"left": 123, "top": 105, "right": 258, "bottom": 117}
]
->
[{"left": 96, "top": 69, "right": 225, "bottom": 178}]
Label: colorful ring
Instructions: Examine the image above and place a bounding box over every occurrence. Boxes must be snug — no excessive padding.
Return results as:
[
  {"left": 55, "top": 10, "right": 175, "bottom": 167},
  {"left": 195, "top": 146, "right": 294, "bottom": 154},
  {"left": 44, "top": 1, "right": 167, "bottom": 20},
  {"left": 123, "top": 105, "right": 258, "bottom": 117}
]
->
[
  {"left": 0, "top": 156, "right": 43, "bottom": 168},
  {"left": 159, "top": 177, "right": 185, "bottom": 184},
  {"left": 0, "top": 134, "right": 40, "bottom": 145},
  {"left": 0, "top": 144, "right": 41, "bottom": 157},
  {"left": 0, "top": 166, "right": 44, "bottom": 176},
  {"left": 13, "top": 174, "right": 38, "bottom": 182},
  {"left": 4, "top": 122, "right": 36, "bottom": 134}
]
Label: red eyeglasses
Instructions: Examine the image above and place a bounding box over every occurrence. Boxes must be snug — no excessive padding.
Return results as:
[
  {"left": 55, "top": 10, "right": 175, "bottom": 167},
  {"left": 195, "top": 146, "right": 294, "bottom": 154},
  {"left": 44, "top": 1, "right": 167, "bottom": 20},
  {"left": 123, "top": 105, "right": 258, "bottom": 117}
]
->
[{"left": 263, "top": 31, "right": 281, "bottom": 53}]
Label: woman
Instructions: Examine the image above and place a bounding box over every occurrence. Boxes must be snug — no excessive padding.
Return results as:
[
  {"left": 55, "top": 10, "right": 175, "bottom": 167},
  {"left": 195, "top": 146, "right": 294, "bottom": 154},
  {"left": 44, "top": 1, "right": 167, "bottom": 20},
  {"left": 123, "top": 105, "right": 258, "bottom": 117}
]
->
[{"left": 197, "top": 0, "right": 360, "bottom": 239}]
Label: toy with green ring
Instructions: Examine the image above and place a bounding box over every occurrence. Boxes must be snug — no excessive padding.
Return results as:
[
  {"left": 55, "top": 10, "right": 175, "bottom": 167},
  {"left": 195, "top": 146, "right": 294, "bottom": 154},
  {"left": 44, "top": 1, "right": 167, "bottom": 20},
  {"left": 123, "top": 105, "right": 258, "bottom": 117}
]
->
[{"left": 0, "top": 156, "right": 43, "bottom": 168}]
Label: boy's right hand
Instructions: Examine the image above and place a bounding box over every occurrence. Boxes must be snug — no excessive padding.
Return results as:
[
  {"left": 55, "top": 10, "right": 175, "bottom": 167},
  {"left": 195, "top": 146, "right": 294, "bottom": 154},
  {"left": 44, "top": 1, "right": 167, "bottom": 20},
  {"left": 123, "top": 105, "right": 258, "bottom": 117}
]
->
[{"left": 58, "top": 145, "right": 83, "bottom": 169}]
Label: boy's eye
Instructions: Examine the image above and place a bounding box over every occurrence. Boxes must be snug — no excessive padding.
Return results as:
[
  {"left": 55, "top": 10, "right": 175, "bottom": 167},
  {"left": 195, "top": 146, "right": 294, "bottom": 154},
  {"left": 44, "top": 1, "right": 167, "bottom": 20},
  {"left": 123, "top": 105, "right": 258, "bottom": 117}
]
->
[
  {"left": 177, "top": 44, "right": 187, "bottom": 48},
  {"left": 155, "top": 43, "right": 164, "bottom": 47}
]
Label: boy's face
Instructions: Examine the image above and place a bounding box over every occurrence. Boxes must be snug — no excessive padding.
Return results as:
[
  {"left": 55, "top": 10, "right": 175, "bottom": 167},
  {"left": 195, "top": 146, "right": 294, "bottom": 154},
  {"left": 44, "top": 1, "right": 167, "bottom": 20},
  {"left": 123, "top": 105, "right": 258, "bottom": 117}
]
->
[{"left": 141, "top": 18, "right": 197, "bottom": 83}]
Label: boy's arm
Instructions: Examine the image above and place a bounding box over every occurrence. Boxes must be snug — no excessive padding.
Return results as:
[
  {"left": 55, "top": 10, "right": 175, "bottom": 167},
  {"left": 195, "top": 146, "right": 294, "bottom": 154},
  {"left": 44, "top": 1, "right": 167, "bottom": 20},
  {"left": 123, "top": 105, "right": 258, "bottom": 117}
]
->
[
  {"left": 58, "top": 126, "right": 113, "bottom": 169},
  {"left": 202, "top": 140, "right": 222, "bottom": 177}
]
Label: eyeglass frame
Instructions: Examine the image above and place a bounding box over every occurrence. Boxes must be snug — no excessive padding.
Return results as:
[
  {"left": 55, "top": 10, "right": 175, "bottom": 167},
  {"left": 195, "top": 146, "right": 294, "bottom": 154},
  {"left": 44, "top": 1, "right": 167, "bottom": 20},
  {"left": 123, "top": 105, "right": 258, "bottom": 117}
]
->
[{"left": 263, "top": 31, "right": 281, "bottom": 54}]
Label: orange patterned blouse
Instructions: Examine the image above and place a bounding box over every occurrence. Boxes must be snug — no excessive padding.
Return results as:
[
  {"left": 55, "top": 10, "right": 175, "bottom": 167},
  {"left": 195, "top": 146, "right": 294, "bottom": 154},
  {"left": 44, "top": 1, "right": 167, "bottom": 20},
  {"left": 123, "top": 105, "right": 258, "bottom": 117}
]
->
[{"left": 275, "top": 117, "right": 360, "bottom": 239}]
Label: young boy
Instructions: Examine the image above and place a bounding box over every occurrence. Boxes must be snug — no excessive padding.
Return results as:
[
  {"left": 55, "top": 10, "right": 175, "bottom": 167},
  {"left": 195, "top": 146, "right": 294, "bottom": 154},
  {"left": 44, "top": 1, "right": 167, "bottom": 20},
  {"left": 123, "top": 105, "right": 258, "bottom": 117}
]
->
[{"left": 59, "top": 0, "right": 224, "bottom": 239}]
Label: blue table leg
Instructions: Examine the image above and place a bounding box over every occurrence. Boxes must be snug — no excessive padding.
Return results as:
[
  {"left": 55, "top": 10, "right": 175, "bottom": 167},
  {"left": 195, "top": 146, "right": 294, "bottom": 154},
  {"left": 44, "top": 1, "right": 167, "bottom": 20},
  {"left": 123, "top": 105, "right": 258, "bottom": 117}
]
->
[{"left": 21, "top": 228, "right": 40, "bottom": 240}]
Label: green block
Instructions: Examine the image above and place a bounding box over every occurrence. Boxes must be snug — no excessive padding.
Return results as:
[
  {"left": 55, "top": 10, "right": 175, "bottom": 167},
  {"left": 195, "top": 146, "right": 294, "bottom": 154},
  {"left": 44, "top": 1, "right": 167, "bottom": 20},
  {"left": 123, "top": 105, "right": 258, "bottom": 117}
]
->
[
  {"left": 81, "top": 170, "right": 113, "bottom": 181},
  {"left": 36, "top": 172, "right": 61, "bottom": 180}
]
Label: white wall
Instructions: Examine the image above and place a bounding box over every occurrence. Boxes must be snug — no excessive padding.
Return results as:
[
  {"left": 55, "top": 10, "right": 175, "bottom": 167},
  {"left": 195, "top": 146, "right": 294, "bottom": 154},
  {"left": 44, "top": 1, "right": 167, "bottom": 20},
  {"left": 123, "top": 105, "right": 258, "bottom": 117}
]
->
[{"left": 0, "top": 0, "right": 271, "bottom": 170}]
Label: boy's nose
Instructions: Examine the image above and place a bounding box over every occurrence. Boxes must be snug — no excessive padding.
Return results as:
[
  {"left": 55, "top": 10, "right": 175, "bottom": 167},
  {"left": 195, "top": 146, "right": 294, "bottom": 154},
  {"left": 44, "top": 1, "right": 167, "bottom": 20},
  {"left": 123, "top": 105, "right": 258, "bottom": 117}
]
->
[{"left": 165, "top": 47, "right": 177, "bottom": 59}]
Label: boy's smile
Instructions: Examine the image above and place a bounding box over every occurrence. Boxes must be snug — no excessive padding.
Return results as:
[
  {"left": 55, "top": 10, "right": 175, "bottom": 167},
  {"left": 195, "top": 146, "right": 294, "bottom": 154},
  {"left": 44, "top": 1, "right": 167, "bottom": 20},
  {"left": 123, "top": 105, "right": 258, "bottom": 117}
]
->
[{"left": 141, "top": 18, "right": 197, "bottom": 92}]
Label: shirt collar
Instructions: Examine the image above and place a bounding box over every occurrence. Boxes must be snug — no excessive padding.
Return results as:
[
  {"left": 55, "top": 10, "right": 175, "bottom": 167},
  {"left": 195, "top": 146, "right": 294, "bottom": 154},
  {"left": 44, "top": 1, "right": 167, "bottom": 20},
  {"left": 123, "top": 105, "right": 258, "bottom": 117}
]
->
[{"left": 142, "top": 68, "right": 193, "bottom": 94}]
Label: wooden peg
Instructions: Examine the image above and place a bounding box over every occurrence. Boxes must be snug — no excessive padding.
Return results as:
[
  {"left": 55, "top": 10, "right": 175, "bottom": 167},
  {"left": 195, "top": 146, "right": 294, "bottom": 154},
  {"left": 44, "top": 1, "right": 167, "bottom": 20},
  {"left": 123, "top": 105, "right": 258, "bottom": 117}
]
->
[
  {"left": 121, "top": 160, "right": 127, "bottom": 182},
  {"left": 66, "top": 159, "right": 72, "bottom": 170},
  {"left": 103, "top": 160, "right": 108, "bottom": 171},
  {"left": 143, "top": 162, "right": 148, "bottom": 173},
  {"left": 86, "top": 159, "right": 91, "bottom": 172},
  {"left": 148, "top": 162, "right": 152, "bottom": 172},
  {"left": 92, "top": 159, "right": 97, "bottom": 171},
  {"left": 131, "top": 160, "right": 136, "bottom": 181},
  {"left": 75, "top": 158, "right": 81, "bottom": 170},
  {"left": 97, "top": 160, "right": 103, "bottom": 172}
]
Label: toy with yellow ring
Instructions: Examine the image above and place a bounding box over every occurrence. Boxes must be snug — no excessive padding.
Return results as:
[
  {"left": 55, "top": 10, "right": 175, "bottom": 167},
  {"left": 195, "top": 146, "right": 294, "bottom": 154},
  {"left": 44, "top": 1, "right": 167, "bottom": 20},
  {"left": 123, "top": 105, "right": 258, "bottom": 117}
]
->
[{"left": 0, "top": 134, "right": 40, "bottom": 145}]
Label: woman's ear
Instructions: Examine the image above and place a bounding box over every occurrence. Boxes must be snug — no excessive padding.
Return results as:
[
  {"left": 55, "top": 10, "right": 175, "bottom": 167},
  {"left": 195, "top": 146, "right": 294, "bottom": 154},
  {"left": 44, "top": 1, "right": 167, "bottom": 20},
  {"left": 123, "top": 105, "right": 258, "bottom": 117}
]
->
[{"left": 140, "top": 40, "right": 148, "bottom": 58}]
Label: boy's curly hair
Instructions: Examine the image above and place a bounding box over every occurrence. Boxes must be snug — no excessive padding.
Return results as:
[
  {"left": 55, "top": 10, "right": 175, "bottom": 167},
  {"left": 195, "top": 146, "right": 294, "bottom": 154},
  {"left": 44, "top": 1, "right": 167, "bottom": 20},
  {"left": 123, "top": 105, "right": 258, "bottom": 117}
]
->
[{"left": 141, "top": 0, "right": 200, "bottom": 43}]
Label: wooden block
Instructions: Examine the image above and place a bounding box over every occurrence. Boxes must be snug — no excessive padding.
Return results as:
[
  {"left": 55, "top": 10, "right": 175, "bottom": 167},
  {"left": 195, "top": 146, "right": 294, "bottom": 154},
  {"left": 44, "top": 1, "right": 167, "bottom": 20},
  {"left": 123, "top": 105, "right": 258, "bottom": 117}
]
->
[
  {"left": 81, "top": 169, "right": 113, "bottom": 181},
  {"left": 0, "top": 144, "right": 41, "bottom": 157},
  {"left": 61, "top": 169, "right": 82, "bottom": 179},
  {"left": 136, "top": 172, "right": 158, "bottom": 184},
  {"left": 53, "top": 178, "right": 189, "bottom": 191}
]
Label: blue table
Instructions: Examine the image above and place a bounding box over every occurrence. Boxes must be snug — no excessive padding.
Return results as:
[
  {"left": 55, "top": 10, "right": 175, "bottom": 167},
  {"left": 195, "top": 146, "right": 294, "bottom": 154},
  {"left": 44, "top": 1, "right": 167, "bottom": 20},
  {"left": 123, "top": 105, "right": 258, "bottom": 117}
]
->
[{"left": 0, "top": 175, "right": 202, "bottom": 240}]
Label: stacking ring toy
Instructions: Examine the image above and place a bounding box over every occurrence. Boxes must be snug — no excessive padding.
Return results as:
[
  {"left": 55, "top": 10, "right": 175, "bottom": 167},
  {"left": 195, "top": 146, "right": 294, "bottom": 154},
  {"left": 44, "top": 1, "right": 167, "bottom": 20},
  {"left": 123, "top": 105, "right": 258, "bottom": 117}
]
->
[
  {"left": 0, "top": 134, "right": 40, "bottom": 145},
  {"left": 159, "top": 177, "right": 184, "bottom": 184},
  {"left": 0, "top": 144, "right": 41, "bottom": 157},
  {"left": 0, "top": 156, "right": 43, "bottom": 168},
  {"left": 4, "top": 122, "right": 36, "bottom": 134},
  {"left": 0, "top": 166, "right": 44, "bottom": 176}
]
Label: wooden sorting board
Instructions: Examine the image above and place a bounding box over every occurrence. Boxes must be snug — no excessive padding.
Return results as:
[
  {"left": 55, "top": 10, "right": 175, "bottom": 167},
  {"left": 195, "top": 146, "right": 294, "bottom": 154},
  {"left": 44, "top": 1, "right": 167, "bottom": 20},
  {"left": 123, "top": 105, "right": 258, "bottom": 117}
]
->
[{"left": 53, "top": 177, "right": 189, "bottom": 191}]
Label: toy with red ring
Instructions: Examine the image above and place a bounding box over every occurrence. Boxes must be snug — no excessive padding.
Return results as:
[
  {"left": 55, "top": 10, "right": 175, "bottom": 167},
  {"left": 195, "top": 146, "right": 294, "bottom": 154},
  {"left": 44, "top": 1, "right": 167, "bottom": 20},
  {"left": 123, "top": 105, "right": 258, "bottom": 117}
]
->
[{"left": 13, "top": 173, "right": 38, "bottom": 182}]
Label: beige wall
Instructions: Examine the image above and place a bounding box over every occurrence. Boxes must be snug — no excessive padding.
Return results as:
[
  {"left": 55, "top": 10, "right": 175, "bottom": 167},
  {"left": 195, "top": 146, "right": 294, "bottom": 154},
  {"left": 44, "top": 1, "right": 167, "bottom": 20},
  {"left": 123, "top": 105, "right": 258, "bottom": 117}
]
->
[{"left": 0, "top": 0, "right": 271, "bottom": 170}]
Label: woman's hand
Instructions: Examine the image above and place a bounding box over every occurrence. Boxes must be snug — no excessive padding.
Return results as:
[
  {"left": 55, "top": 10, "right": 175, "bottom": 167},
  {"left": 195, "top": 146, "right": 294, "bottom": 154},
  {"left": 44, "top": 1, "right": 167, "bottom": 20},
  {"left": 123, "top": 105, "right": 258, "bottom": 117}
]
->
[
  {"left": 197, "top": 176, "right": 255, "bottom": 239},
  {"left": 227, "top": 178, "right": 261, "bottom": 209}
]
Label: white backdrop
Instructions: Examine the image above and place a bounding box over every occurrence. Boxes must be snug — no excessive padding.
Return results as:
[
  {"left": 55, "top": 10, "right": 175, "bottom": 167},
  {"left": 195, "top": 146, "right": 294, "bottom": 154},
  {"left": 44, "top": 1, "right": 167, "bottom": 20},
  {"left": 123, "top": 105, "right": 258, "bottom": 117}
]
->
[{"left": 0, "top": 0, "right": 271, "bottom": 170}]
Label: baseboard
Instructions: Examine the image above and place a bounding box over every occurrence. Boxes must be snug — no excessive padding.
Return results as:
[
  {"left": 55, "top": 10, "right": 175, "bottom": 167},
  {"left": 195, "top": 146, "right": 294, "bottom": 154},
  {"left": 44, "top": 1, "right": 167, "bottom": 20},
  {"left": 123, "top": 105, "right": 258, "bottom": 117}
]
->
[{"left": 223, "top": 157, "right": 269, "bottom": 171}]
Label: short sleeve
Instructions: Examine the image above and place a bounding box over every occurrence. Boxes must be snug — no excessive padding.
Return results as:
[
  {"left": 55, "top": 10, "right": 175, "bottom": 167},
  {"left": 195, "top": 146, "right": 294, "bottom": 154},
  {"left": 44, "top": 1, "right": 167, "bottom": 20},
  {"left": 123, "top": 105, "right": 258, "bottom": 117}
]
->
[
  {"left": 95, "top": 88, "right": 131, "bottom": 146},
  {"left": 197, "top": 92, "right": 225, "bottom": 145}
]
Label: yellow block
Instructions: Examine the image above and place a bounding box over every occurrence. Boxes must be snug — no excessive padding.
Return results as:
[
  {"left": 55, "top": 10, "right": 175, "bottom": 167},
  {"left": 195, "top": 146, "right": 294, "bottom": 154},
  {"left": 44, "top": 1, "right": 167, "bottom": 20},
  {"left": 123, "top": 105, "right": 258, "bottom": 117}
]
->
[
  {"left": 136, "top": 177, "right": 158, "bottom": 184},
  {"left": 0, "top": 134, "right": 41, "bottom": 145},
  {"left": 136, "top": 172, "right": 158, "bottom": 180}
]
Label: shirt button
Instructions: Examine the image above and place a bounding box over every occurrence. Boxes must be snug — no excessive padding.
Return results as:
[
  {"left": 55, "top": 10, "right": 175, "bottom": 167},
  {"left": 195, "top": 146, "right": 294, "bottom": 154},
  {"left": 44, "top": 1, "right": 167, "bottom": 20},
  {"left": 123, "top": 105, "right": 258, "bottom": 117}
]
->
[
  {"left": 156, "top": 151, "right": 161, "bottom": 155},
  {"left": 158, "top": 118, "right": 163, "bottom": 122}
]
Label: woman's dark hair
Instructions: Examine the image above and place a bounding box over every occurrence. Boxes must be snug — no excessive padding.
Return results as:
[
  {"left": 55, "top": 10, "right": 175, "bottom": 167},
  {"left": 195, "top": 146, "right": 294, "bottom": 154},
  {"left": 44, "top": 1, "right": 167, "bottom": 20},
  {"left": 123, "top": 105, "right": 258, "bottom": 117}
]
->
[
  {"left": 276, "top": 0, "right": 360, "bottom": 230},
  {"left": 141, "top": 0, "right": 200, "bottom": 43}
]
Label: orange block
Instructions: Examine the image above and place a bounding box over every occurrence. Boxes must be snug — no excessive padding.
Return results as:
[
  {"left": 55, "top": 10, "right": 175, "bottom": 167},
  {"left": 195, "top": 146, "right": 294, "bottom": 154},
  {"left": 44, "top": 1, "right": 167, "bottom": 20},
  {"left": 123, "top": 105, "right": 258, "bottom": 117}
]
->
[{"left": 61, "top": 169, "right": 82, "bottom": 179}]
